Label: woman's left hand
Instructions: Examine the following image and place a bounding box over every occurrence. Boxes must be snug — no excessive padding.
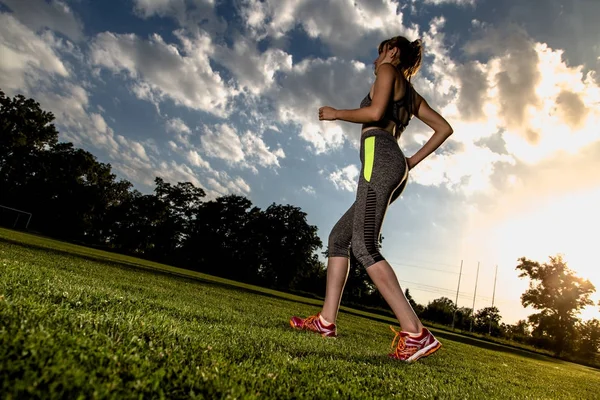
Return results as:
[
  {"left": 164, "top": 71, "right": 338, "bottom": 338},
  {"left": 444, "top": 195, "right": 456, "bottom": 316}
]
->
[
  {"left": 319, "top": 106, "right": 337, "bottom": 121},
  {"left": 406, "top": 156, "right": 416, "bottom": 170}
]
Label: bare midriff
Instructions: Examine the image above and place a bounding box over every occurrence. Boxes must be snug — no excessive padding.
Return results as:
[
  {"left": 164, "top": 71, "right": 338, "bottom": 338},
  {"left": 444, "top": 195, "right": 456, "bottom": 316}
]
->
[{"left": 361, "top": 121, "right": 396, "bottom": 136}]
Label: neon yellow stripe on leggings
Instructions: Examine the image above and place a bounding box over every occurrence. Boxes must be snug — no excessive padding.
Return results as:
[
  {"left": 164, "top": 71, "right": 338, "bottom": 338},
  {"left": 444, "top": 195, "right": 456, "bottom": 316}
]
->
[{"left": 364, "top": 136, "right": 375, "bottom": 182}]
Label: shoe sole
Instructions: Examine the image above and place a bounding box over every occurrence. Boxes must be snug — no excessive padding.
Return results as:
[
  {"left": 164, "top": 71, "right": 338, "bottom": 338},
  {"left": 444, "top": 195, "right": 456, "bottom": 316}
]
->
[
  {"left": 289, "top": 319, "right": 337, "bottom": 338},
  {"left": 406, "top": 340, "right": 441, "bottom": 363}
]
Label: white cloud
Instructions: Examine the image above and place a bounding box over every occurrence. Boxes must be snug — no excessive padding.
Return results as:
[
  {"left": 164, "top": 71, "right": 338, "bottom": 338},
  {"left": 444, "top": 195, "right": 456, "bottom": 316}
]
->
[
  {"left": 270, "top": 57, "right": 373, "bottom": 153},
  {"left": 96, "top": 1, "right": 425, "bottom": 157},
  {"left": 0, "top": 0, "right": 84, "bottom": 41},
  {"left": 421, "top": 0, "right": 477, "bottom": 6},
  {"left": 7, "top": 0, "right": 598, "bottom": 206},
  {"left": 228, "top": 176, "right": 252, "bottom": 195},
  {"left": 200, "top": 123, "right": 285, "bottom": 171},
  {"left": 132, "top": 0, "right": 185, "bottom": 18},
  {"left": 35, "top": 83, "right": 121, "bottom": 158},
  {"left": 397, "top": 22, "right": 600, "bottom": 198},
  {"left": 41, "top": 85, "right": 161, "bottom": 190},
  {"left": 166, "top": 117, "right": 191, "bottom": 134},
  {"left": 186, "top": 149, "right": 210, "bottom": 169},
  {"left": 329, "top": 165, "right": 359, "bottom": 192},
  {"left": 206, "top": 177, "right": 228, "bottom": 196},
  {"left": 117, "top": 135, "right": 150, "bottom": 162},
  {"left": 213, "top": 35, "right": 293, "bottom": 95},
  {"left": 132, "top": 0, "right": 226, "bottom": 34},
  {"left": 458, "top": 27, "right": 600, "bottom": 164},
  {"left": 0, "top": 12, "right": 211, "bottom": 197},
  {"left": 200, "top": 123, "right": 245, "bottom": 164},
  {"left": 0, "top": 9, "right": 255, "bottom": 205},
  {"left": 241, "top": 131, "right": 286, "bottom": 168},
  {"left": 238, "top": 0, "right": 418, "bottom": 57},
  {"left": 409, "top": 139, "right": 515, "bottom": 195},
  {"left": 0, "top": 16, "right": 156, "bottom": 181},
  {"left": 302, "top": 185, "right": 316, "bottom": 195},
  {"left": 90, "top": 30, "right": 235, "bottom": 118},
  {"left": 413, "top": 16, "right": 459, "bottom": 110},
  {"left": 465, "top": 27, "right": 542, "bottom": 142},
  {"left": 155, "top": 160, "right": 201, "bottom": 187},
  {"left": 206, "top": 170, "right": 251, "bottom": 197},
  {"left": 166, "top": 117, "right": 193, "bottom": 146},
  {"left": 0, "top": 13, "right": 70, "bottom": 92}
]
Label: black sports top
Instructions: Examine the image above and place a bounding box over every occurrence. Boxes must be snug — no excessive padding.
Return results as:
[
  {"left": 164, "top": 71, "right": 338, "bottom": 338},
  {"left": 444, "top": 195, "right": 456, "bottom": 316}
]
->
[{"left": 359, "top": 81, "right": 415, "bottom": 138}]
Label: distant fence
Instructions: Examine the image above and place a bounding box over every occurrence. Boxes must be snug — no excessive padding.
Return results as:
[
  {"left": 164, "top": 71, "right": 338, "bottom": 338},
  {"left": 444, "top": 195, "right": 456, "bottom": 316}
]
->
[{"left": 0, "top": 205, "right": 32, "bottom": 230}]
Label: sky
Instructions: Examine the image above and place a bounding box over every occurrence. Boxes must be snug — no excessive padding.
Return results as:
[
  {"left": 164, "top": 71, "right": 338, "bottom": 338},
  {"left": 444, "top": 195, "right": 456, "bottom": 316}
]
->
[{"left": 1, "top": 0, "right": 599, "bottom": 325}]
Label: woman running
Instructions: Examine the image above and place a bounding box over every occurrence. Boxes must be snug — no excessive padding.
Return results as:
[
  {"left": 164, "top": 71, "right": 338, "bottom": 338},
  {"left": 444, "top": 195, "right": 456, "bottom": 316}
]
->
[{"left": 290, "top": 36, "right": 454, "bottom": 363}]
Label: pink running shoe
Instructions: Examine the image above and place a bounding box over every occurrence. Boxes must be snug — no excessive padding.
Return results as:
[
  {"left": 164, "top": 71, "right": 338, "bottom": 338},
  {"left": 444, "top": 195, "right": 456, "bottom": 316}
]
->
[
  {"left": 388, "top": 326, "right": 441, "bottom": 362},
  {"left": 289, "top": 313, "right": 337, "bottom": 337}
]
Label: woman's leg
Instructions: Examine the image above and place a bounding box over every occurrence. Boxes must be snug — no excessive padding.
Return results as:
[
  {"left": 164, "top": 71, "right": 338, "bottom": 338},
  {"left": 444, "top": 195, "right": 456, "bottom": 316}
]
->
[
  {"left": 366, "top": 260, "right": 423, "bottom": 333},
  {"left": 290, "top": 202, "right": 354, "bottom": 335},
  {"left": 320, "top": 256, "right": 350, "bottom": 323},
  {"left": 320, "top": 203, "right": 355, "bottom": 323},
  {"left": 319, "top": 171, "right": 408, "bottom": 325},
  {"left": 351, "top": 131, "right": 423, "bottom": 333}
]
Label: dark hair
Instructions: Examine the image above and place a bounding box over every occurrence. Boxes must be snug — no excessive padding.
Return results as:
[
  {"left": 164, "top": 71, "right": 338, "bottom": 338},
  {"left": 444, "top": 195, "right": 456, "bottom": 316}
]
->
[{"left": 378, "top": 36, "right": 423, "bottom": 80}]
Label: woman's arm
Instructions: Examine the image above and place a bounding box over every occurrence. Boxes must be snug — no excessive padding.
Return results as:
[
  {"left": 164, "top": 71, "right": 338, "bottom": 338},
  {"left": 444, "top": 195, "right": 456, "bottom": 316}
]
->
[
  {"left": 407, "top": 93, "right": 454, "bottom": 169},
  {"left": 319, "top": 63, "right": 397, "bottom": 123}
]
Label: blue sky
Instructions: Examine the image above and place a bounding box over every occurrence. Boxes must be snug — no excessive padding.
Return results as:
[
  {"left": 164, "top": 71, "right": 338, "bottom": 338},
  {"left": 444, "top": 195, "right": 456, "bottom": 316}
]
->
[{"left": 2, "top": 0, "right": 599, "bottom": 324}]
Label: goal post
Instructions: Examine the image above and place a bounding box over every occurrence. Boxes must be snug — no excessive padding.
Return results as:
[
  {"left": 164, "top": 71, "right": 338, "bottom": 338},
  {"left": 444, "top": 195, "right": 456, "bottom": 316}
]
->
[{"left": 0, "top": 205, "right": 33, "bottom": 230}]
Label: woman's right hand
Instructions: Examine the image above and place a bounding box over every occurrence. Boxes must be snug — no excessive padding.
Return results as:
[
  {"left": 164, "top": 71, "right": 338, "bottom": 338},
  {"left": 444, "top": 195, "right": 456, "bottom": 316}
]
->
[{"left": 319, "top": 106, "right": 337, "bottom": 121}]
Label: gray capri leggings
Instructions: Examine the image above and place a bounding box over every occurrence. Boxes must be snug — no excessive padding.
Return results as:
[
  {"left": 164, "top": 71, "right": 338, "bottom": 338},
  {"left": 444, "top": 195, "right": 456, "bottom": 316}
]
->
[{"left": 328, "top": 129, "right": 408, "bottom": 268}]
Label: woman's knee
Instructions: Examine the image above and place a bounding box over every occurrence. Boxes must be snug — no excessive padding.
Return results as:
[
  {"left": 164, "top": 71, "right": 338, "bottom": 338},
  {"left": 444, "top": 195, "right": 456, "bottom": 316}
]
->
[
  {"left": 328, "top": 229, "right": 351, "bottom": 258},
  {"left": 351, "top": 237, "right": 383, "bottom": 268}
]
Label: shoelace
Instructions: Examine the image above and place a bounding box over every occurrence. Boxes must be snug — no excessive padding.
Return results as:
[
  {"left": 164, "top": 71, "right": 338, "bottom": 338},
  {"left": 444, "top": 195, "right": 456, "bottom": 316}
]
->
[
  {"left": 389, "top": 326, "right": 416, "bottom": 358},
  {"left": 390, "top": 326, "right": 406, "bottom": 354},
  {"left": 302, "top": 315, "right": 319, "bottom": 330}
]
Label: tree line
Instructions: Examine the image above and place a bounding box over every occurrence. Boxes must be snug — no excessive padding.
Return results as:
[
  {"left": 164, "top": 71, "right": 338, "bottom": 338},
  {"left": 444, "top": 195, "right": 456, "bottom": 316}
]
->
[
  {"left": 407, "top": 253, "right": 600, "bottom": 365},
  {"left": 1, "top": 89, "right": 598, "bottom": 366}
]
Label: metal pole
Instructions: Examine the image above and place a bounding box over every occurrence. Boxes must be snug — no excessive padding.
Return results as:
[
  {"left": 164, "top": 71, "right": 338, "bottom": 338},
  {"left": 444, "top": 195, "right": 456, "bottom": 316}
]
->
[
  {"left": 26, "top": 213, "right": 32, "bottom": 229},
  {"left": 470, "top": 261, "right": 480, "bottom": 332},
  {"left": 13, "top": 214, "right": 20, "bottom": 228},
  {"left": 451, "top": 260, "right": 463, "bottom": 330},
  {"left": 489, "top": 264, "right": 498, "bottom": 335}
]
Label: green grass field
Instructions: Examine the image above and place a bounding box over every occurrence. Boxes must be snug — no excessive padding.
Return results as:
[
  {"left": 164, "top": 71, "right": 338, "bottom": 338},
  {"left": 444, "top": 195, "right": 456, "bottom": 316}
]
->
[{"left": 1, "top": 228, "right": 599, "bottom": 399}]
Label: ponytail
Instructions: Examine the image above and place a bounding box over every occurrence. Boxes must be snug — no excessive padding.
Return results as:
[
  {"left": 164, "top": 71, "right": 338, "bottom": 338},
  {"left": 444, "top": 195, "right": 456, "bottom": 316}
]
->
[{"left": 405, "top": 39, "right": 423, "bottom": 80}]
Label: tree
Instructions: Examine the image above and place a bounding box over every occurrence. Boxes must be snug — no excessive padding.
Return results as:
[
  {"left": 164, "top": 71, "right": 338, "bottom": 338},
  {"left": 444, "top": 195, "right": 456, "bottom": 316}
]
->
[
  {"left": 183, "top": 194, "right": 261, "bottom": 280},
  {"left": 33, "top": 143, "right": 131, "bottom": 241},
  {"left": 154, "top": 177, "right": 205, "bottom": 229},
  {"left": 106, "top": 190, "right": 171, "bottom": 256},
  {"left": 575, "top": 319, "right": 600, "bottom": 361},
  {"left": 422, "top": 297, "right": 455, "bottom": 326},
  {"left": 516, "top": 255, "right": 596, "bottom": 356},
  {"left": 291, "top": 254, "right": 327, "bottom": 296},
  {"left": 0, "top": 90, "right": 132, "bottom": 241},
  {"left": 505, "top": 319, "right": 530, "bottom": 338},
  {"left": 1, "top": 90, "right": 59, "bottom": 210},
  {"left": 453, "top": 307, "right": 473, "bottom": 331},
  {"left": 0, "top": 90, "right": 58, "bottom": 169},
  {"left": 256, "top": 203, "right": 322, "bottom": 290},
  {"left": 1, "top": 89, "right": 333, "bottom": 298},
  {"left": 150, "top": 177, "right": 206, "bottom": 261},
  {"left": 473, "top": 306, "right": 502, "bottom": 336}
]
